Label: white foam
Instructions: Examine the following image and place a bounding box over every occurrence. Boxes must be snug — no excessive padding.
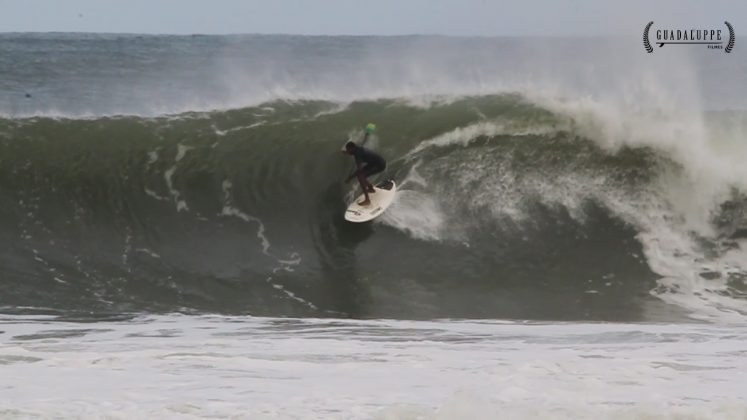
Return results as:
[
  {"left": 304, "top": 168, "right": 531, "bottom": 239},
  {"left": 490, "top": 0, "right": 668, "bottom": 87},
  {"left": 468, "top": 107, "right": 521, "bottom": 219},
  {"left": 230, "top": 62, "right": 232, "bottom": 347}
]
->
[
  {"left": 380, "top": 163, "right": 447, "bottom": 241},
  {"left": 527, "top": 93, "right": 747, "bottom": 320},
  {"left": 163, "top": 166, "right": 188, "bottom": 212},
  {"left": 174, "top": 144, "right": 194, "bottom": 162},
  {"left": 0, "top": 315, "right": 745, "bottom": 419},
  {"left": 407, "top": 120, "right": 563, "bottom": 157},
  {"left": 380, "top": 189, "right": 446, "bottom": 241},
  {"left": 162, "top": 144, "right": 195, "bottom": 212},
  {"left": 212, "top": 121, "right": 266, "bottom": 137},
  {"left": 135, "top": 248, "right": 161, "bottom": 259},
  {"left": 219, "top": 179, "right": 270, "bottom": 254},
  {"left": 389, "top": 85, "right": 747, "bottom": 322},
  {"left": 143, "top": 187, "right": 169, "bottom": 201},
  {"left": 146, "top": 150, "right": 159, "bottom": 165},
  {"left": 219, "top": 181, "right": 314, "bottom": 311}
]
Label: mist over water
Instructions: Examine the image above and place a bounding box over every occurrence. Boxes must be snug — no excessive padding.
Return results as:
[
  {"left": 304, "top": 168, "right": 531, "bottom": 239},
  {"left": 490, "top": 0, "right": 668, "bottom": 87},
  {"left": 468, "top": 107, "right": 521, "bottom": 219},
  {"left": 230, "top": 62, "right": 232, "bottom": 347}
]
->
[
  {"left": 0, "top": 33, "right": 746, "bottom": 322},
  {"left": 2, "top": 33, "right": 743, "bottom": 116}
]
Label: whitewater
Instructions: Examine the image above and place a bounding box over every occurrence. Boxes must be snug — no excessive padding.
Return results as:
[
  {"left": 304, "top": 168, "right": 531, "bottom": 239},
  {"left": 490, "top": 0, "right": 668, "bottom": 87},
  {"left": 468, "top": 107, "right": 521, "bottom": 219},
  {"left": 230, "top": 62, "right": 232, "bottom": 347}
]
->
[{"left": 0, "top": 33, "right": 746, "bottom": 418}]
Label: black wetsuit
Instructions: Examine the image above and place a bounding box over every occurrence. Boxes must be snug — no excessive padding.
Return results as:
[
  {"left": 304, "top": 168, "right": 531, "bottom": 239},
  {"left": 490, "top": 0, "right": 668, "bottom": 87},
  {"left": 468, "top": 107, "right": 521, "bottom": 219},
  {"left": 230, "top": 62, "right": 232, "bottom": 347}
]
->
[{"left": 353, "top": 146, "right": 386, "bottom": 177}]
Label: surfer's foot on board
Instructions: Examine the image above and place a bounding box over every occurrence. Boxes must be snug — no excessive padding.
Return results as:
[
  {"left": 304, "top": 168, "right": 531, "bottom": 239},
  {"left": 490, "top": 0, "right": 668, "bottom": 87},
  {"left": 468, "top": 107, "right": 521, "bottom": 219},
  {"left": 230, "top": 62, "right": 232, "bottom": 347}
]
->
[{"left": 358, "top": 198, "right": 371, "bottom": 206}]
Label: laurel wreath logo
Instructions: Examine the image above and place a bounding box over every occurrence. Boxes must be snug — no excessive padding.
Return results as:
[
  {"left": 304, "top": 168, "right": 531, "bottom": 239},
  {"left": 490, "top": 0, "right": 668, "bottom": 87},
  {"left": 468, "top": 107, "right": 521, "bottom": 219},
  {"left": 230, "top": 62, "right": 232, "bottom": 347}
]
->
[
  {"left": 643, "top": 21, "right": 654, "bottom": 53},
  {"left": 725, "top": 21, "right": 735, "bottom": 53},
  {"left": 644, "top": 20, "right": 734, "bottom": 53}
]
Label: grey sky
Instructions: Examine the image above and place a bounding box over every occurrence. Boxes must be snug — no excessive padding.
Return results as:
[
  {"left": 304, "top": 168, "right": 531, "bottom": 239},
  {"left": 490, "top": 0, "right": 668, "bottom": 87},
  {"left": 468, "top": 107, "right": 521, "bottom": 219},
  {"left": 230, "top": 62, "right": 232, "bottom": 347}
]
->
[{"left": 0, "top": 0, "right": 745, "bottom": 36}]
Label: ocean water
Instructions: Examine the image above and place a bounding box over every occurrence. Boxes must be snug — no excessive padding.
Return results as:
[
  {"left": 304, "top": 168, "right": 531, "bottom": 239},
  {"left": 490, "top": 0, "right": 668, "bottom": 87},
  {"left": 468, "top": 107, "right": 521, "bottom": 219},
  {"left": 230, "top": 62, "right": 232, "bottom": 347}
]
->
[
  {"left": 2, "top": 315, "right": 746, "bottom": 419},
  {"left": 0, "top": 33, "right": 746, "bottom": 418}
]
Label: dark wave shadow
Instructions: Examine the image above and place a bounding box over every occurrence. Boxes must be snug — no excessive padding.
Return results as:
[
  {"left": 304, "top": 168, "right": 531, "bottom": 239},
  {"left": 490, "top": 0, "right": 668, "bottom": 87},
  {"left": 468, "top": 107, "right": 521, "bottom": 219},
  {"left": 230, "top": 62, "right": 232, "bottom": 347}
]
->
[{"left": 309, "top": 182, "right": 374, "bottom": 317}]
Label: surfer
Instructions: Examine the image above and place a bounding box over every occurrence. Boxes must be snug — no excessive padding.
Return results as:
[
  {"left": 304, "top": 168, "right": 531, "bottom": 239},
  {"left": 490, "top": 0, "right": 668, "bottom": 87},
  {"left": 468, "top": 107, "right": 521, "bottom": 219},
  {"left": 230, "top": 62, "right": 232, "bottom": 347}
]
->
[{"left": 343, "top": 141, "right": 386, "bottom": 206}]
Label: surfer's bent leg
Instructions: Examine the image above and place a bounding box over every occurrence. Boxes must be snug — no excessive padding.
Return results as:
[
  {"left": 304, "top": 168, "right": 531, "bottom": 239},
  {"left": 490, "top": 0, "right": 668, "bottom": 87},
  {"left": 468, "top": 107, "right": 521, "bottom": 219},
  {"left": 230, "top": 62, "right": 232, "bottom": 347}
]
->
[
  {"left": 361, "top": 162, "right": 386, "bottom": 192},
  {"left": 355, "top": 170, "right": 371, "bottom": 204}
]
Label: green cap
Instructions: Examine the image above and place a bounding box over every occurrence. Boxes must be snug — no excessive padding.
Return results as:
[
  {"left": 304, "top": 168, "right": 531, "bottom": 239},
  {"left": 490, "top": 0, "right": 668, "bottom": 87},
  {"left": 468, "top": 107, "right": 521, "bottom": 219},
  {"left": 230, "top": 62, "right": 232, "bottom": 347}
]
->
[{"left": 364, "top": 123, "right": 376, "bottom": 134}]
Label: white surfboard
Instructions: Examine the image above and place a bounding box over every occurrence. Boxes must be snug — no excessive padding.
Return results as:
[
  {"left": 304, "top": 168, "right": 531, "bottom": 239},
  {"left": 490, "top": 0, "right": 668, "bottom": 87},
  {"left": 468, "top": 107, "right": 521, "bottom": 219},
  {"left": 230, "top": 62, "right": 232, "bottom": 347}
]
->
[{"left": 344, "top": 180, "right": 397, "bottom": 223}]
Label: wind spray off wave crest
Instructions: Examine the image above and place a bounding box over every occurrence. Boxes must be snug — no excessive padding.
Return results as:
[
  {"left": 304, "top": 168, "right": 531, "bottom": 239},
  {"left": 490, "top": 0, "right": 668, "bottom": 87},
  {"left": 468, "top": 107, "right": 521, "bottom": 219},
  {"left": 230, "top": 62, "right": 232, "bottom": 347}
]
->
[{"left": 2, "top": 33, "right": 744, "bottom": 117}]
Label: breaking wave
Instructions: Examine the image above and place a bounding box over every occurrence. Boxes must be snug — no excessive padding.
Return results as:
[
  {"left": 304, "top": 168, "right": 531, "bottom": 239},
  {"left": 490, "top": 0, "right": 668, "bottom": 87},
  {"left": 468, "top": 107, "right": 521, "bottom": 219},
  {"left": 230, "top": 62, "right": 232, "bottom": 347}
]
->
[{"left": 1, "top": 94, "right": 746, "bottom": 321}]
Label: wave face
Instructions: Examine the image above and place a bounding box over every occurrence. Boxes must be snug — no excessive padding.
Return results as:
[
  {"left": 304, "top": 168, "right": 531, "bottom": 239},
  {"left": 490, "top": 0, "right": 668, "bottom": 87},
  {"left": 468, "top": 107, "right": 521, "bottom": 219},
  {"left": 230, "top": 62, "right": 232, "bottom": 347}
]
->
[
  {"left": 1, "top": 34, "right": 746, "bottom": 321},
  {"left": 0, "top": 95, "right": 744, "bottom": 321}
]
